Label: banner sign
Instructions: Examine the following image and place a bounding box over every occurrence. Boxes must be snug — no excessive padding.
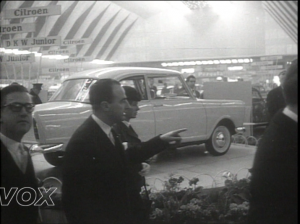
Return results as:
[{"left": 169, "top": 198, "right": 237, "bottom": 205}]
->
[
  {"left": 42, "top": 67, "right": 84, "bottom": 74},
  {"left": 251, "top": 61, "right": 273, "bottom": 66},
  {"left": 0, "top": 23, "right": 35, "bottom": 34},
  {"left": 3, "top": 5, "right": 61, "bottom": 19},
  {"left": 260, "top": 65, "right": 283, "bottom": 70},
  {"left": 63, "top": 56, "right": 93, "bottom": 63},
  {"left": 260, "top": 55, "right": 283, "bottom": 61},
  {"left": 2, "top": 36, "right": 61, "bottom": 48},
  {"left": 0, "top": 53, "right": 35, "bottom": 63},
  {"left": 61, "top": 38, "right": 93, "bottom": 46},
  {"left": 42, "top": 47, "right": 77, "bottom": 55}
]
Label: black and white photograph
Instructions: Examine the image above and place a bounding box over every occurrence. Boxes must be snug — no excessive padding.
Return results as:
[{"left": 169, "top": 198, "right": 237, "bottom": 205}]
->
[{"left": 0, "top": 1, "right": 297, "bottom": 224}]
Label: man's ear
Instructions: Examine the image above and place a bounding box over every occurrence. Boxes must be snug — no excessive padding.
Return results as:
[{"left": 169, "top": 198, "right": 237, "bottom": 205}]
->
[{"left": 100, "top": 101, "right": 110, "bottom": 111}]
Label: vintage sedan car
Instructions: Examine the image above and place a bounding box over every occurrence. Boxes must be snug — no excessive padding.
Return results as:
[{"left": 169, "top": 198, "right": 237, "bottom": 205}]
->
[{"left": 23, "top": 67, "right": 246, "bottom": 166}]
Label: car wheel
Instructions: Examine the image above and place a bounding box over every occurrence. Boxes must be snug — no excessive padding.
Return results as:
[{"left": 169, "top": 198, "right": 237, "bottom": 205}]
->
[
  {"left": 205, "top": 125, "right": 231, "bottom": 156},
  {"left": 44, "top": 152, "right": 64, "bottom": 167}
]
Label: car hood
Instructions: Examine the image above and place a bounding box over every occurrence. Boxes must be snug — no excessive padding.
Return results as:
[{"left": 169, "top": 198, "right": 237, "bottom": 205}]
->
[{"left": 23, "top": 101, "right": 92, "bottom": 145}]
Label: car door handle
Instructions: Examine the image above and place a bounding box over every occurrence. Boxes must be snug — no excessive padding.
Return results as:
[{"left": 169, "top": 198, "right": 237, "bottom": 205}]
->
[{"left": 153, "top": 104, "right": 163, "bottom": 107}]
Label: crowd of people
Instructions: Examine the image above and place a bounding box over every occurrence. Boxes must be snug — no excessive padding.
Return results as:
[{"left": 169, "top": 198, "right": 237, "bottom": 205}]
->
[{"left": 0, "top": 59, "right": 297, "bottom": 224}]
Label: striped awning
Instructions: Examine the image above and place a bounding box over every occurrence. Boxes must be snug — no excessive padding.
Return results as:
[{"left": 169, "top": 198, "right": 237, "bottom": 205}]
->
[
  {"left": 262, "top": 1, "right": 298, "bottom": 44},
  {"left": 0, "top": 1, "right": 139, "bottom": 61}
]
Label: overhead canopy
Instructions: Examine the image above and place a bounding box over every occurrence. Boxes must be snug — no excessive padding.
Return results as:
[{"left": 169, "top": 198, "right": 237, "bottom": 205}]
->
[
  {"left": 262, "top": 1, "right": 297, "bottom": 44},
  {"left": 0, "top": 1, "right": 298, "bottom": 63}
]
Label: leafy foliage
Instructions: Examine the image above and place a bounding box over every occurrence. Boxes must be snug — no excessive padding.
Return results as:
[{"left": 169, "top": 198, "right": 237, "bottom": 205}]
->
[{"left": 147, "top": 172, "right": 251, "bottom": 224}]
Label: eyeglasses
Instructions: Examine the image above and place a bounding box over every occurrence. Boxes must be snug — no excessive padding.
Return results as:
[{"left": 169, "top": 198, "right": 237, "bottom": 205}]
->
[{"left": 2, "top": 103, "right": 35, "bottom": 113}]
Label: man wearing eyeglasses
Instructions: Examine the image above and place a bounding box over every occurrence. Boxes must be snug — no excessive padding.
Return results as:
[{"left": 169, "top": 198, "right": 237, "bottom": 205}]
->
[{"left": 1, "top": 84, "right": 38, "bottom": 224}]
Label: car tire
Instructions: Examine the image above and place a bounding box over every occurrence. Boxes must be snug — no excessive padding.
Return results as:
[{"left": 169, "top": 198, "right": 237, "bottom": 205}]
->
[
  {"left": 44, "top": 152, "right": 64, "bottom": 167},
  {"left": 205, "top": 125, "right": 231, "bottom": 156}
]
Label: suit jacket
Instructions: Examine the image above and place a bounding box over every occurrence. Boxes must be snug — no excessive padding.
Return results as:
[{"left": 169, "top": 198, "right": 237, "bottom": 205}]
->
[
  {"left": 266, "top": 86, "right": 286, "bottom": 119},
  {"left": 62, "top": 116, "right": 169, "bottom": 224},
  {"left": 1, "top": 141, "right": 38, "bottom": 224},
  {"left": 248, "top": 111, "right": 298, "bottom": 224}
]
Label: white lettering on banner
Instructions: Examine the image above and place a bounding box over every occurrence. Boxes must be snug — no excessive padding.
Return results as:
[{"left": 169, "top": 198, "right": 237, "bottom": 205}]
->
[
  {"left": 2, "top": 36, "right": 61, "bottom": 48},
  {"left": 42, "top": 67, "right": 84, "bottom": 74},
  {"left": 62, "top": 38, "right": 93, "bottom": 46},
  {"left": 42, "top": 48, "right": 76, "bottom": 55},
  {"left": 0, "top": 53, "right": 35, "bottom": 63},
  {"left": 0, "top": 23, "right": 35, "bottom": 34},
  {"left": 63, "top": 57, "right": 93, "bottom": 63},
  {"left": 3, "top": 5, "right": 61, "bottom": 19}
]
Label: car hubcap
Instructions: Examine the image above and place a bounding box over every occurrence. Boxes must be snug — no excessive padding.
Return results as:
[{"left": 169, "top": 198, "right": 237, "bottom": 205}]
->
[{"left": 215, "top": 132, "right": 226, "bottom": 148}]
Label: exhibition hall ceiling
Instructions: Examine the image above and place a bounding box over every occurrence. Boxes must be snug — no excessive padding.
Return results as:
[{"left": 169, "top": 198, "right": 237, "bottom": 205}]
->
[{"left": 0, "top": 1, "right": 298, "bottom": 62}]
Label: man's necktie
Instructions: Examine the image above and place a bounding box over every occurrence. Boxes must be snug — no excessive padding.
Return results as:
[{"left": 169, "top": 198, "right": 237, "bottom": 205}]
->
[
  {"left": 17, "top": 143, "right": 28, "bottom": 173},
  {"left": 108, "top": 129, "right": 115, "bottom": 145}
]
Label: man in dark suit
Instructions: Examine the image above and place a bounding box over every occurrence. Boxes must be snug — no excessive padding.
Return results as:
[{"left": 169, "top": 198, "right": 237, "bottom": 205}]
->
[
  {"left": 248, "top": 59, "right": 298, "bottom": 224},
  {"left": 266, "top": 70, "right": 286, "bottom": 119},
  {"left": 62, "top": 79, "right": 186, "bottom": 224},
  {"left": 1, "top": 84, "right": 39, "bottom": 224},
  {"left": 186, "top": 75, "right": 201, "bottom": 98},
  {"left": 29, "top": 83, "right": 43, "bottom": 105},
  {"left": 114, "top": 86, "right": 151, "bottom": 223}
]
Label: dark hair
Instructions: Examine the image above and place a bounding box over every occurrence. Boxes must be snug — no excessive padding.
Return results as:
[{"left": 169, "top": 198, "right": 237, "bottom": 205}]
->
[
  {"left": 282, "top": 59, "right": 297, "bottom": 106},
  {"left": 122, "top": 86, "right": 141, "bottom": 102},
  {"left": 186, "top": 75, "right": 196, "bottom": 82},
  {"left": 89, "top": 79, "right": 121, "bottom": 109},
  {"left": 1, "top": 84, "right": 29, "bottom": 106}
]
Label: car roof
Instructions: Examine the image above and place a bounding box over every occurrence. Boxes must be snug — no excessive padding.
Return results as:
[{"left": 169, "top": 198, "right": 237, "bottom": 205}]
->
[{"left": 65, "top": 67, "right": 182, "bottom": 81}]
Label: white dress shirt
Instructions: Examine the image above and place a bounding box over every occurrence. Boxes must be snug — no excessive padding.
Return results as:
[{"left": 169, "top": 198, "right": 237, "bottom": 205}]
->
[
  {"left": 0, "top": 133, "right": 28, "bottom": 173},
  {"left": 91, "top": 114, "right": 115, "bottom": 145}
]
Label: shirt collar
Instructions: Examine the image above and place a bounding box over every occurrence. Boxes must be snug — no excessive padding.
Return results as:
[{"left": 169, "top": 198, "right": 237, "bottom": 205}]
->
[
  {"left": 122, "top": 121, "right": 131, "bottom": 127},
  {"left": 0, "top": 132, "right": 22, "bottom": 154},
  {"left": 91, "top": 114, "right": 112, "bottom": 136},
  {"left": 283, "top": 107, "right": 298, "bottom": 122}
]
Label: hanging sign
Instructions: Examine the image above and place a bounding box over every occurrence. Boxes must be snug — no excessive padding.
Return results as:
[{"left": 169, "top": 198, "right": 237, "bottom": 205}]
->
[
  {"left": 0, "top": 23, "right": 35, "bottom": 34},
  {"left": 2, "top": 36, "right": 61, "bottom": 48},
  {"left": 260, "top": 55, "right": 283, "bottom": 61},
  {"left": 63, "top": 56, "right": 93, "bottom": 63},
  {"left": 42, "top": 67, "right": 84, "bottom": 74},
  {"left": 42, "top": 47, "right": 77, "bottom": 55},
  {"left": 3, "top": 5, "right": 61, "bottom": 19},
  {"left": 0, "top": 53, "right": 35, "bottom": 63},
  {"left": 61, "top": 38, "right": 93, "bottom": 46}
]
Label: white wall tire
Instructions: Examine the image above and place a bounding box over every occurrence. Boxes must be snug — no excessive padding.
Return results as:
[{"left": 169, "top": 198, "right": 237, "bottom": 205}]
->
[{"left": 205, "top": 125, "right": 231, "bottom": 156}]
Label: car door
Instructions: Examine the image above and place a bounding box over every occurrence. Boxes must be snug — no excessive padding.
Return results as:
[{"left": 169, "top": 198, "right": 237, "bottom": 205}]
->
[
  {"left": 119, "top": 75, "right": 156, "bottom": 142},
  {"left": 145, "top": 74, "right": 207, "bottom": 143}
]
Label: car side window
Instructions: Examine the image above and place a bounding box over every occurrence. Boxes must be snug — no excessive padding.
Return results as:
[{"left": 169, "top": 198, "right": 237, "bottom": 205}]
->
[
  {"left": 120, "top": 76, "right": 147, "bottom": 100},
  {"left": 146, "top": 75, "right": 191, "bottom": 99}
]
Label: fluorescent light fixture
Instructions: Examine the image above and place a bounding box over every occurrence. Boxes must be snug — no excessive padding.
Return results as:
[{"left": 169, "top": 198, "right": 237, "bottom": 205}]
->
[
  {"left": 231, "top": 59, "right": 238, "bottom": 63},
  {"left": 178, "top": 62, "right": 185, "bottom": 66},
  {"left": 243, "top": 58, "right": 250, "bottom": 63},
  {"left": 213, "top": 60, "right": 220, "bottom": 64},
  {"left": 238, "top": 59, "right": 244, "bottom": 63},
  {"left": 228, "top": 66, "right": 243, "bottom": 71},
  {"left": 161, "top": 63, "right": 167, "bottom": 67},
  {"left": 196, "top": 61, "right": 202, "bottom": 65},
  {"left": 207, "top": 60, "right": 213, "bottom": 64},
  {"left": 181, "top": 68, "right": 195, "bottom": 73},
  {"left": 220, "top": 60, "right": 227, "bottom": 64},
  {"left": 226, "top": 59, "right": 231, "bottom": 64}
]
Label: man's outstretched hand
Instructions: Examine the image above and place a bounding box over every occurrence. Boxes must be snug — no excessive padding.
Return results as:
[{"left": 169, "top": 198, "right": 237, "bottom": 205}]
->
[{"left": 160, "top": 128, "right": 187, "bottom": 144}]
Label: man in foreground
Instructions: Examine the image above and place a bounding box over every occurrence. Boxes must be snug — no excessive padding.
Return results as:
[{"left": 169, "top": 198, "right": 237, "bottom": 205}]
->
[
  {"left": 1, "top": 84, "right": 38, "bottom": 224},
  {"left": 248, "top": 59, "right": 298, "bottom": 224},
  {"left": 62, "top": 79, "right": 186, "bottom": 224}
]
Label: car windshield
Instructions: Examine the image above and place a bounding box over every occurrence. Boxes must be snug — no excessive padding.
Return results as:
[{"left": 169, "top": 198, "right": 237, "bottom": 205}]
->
[{"left": 49, "top": 78, "right": 96, "bottom": 102}]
